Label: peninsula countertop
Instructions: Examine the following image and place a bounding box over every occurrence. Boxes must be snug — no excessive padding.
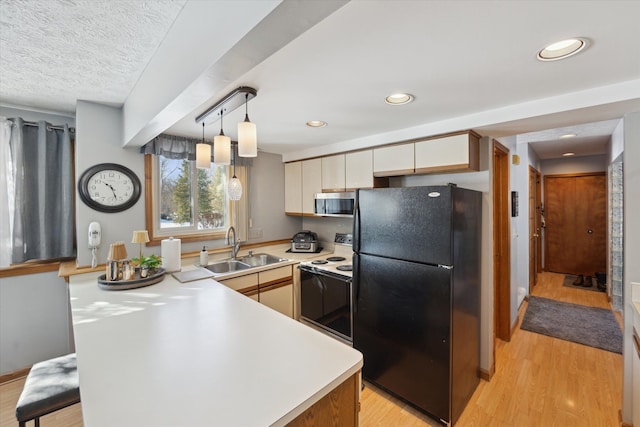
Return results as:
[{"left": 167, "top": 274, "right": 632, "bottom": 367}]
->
[{"left": 68, "top": 270, "right": 363, "bottom": 427}]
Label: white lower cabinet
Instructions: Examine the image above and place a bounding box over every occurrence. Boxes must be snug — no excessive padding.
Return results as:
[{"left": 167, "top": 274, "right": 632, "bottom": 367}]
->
[
  {"left": 218, "top": 264, "right": 294, "bottom": 318},
  {"left": 260, "top": 284, "right": 294, "bottom": 318}
]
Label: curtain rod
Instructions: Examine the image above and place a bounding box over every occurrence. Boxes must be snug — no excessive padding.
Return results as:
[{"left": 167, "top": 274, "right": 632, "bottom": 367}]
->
[{"left": 8, "top": 118, "right": 75, "bottom": 133}]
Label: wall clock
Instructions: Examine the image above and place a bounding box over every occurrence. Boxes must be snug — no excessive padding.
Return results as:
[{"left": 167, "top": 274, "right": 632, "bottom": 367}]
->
[{"left": 78, "top": 163, "right": 141, "bottom": 213}]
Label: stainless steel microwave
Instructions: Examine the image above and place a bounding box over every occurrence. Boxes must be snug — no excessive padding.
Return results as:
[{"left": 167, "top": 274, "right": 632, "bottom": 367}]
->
[{"left": 314, "top": 192, "right": 355, "bottom": 217}]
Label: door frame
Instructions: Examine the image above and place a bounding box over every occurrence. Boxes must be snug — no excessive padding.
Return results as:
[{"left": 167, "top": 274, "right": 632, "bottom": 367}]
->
[
  {"left": 493, "top": 140, "right": 511, "bottom": 342},
  {"left": 528, "top": 166, "right": 542, "bottom": 292}
]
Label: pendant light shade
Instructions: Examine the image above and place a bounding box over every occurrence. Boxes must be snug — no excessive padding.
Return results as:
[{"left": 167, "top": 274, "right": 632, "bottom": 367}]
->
[
  {"left": 214, "top": 110, "right": 231, "bottom": 165},
  {"left": 238, "top": 93, "right": 257, "bottom": 157},
  {"left": 196, "top": 123, "right": 211, "bottom": 169},
  {"left": 228, "top": 143, "right": 242, "bottom": 201},
  {"left": 228, "top": 176, "right": 243, "bottom": 200},
  {"left": 214, "top": 134, "right": 231, "bottom": 165}
]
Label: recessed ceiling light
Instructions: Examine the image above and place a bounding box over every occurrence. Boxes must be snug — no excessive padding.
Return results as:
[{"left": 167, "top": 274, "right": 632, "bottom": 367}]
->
[
  {"left": 306, "top": 120, "right": 327, "bottom": 128},
  {"left": 537, "top": 38, "right": 588, "bottom": 61},
  {"left": 559, "top": 133, "right": 577, "bottom": 139},
  {"left": 562, "top": 152, "right": 576, "bottom": 157},
  {"left": 385, "top": 93, "right": 414, "bottom": 105}
]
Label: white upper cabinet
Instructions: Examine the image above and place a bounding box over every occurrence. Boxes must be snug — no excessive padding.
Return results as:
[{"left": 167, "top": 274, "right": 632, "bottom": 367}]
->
[
  {"left": 414, "top": 132, "right": 480, "bottom": 173},
  {"left": 284, "top": 161, "right": 302, "bottom": 215},
  {"left": 302, "top": 158, "right": 322, "bottom": 215},
  {"left": 373, "top": 143, "right": 415, "bottom": 177},
  {"left": 346, "top": 150, "right": 375, "bottom": 190},
  {"left": 321, "top": 154, "right": 346, "bottom": 192}
]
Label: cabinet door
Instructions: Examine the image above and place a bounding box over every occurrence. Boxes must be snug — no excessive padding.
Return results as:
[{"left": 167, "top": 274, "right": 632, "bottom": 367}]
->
[
  {"left": 259, "top": 265, "right": 293, "bottom": 284},
  {"left": 285, "top": 162, "right": 302, "bottom": 215},
  {"left": 346, "top": 150, "right": 373, "bottom": 189},
  {"left": 302, "top": 158, "right": 322, "bottom": 214},
  {"left": 373, "top": 144, "right": 414, "bottom": 177},
  {"left": 322, "top": 155, "right": 346, "bottom": 192},
  {"left": 218, "top": 273, "right": 258, "bottom": 293},
  {"left": 260, "top": 284, "right": 293, "bottom": 318},
  {"left": 414, "top": 133, "right": 479, "bottom": 173}
]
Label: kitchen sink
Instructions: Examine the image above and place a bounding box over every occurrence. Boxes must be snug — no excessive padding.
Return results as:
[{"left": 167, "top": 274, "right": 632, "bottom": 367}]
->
[
  {"left": 237, "top": 253, "right": 287, "bottom": 267},
  {"left": 204, "top": 260, "right": 252, "bottom": 274}
]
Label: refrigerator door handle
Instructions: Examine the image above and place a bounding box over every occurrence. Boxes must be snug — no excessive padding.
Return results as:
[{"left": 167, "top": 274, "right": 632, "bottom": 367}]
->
[
  {"left": 352, "top": 255, "right": 359, "bottom": 313},
  {"left": 353, "top": 189, "right": 360, "bottom": 253},
  {"left": 438, "top": 264, "right": 453, "bottom": 270}
]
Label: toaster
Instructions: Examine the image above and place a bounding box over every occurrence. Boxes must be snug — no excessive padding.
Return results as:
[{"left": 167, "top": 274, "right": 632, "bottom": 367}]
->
[{"left": 291, "top": 230, "right": 319, "bottom": 253}]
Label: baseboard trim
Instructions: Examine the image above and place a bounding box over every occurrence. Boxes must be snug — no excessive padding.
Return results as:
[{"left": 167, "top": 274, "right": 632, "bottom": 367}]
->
[
  {"left": 479, "top": 362, "right": 495, "bottom": 381},
  {"left": 619, "top": 409, "right": 632, "bottom": 427},
  {"left": 0, "top": 366, "right": 29, "bottom": 385}
]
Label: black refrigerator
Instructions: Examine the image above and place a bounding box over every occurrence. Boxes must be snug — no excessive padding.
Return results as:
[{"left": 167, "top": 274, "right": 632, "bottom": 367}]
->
[{"left": 352, "top": 185, "right": 481, "bottom": 426}]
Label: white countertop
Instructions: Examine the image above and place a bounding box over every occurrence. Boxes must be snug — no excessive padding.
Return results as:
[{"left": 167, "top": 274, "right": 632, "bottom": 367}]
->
[{"left": 69, "top": 271, "right": 362, "bottom": 427}]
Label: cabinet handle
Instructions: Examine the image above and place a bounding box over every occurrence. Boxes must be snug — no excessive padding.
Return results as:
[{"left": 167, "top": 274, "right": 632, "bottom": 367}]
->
[{"left": 587, "top": 229, "right": 593, "bottom": 234}]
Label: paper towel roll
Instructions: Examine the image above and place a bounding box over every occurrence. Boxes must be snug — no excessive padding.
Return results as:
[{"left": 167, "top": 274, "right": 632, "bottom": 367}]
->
[{"left": 161, "top": 237, "right": 181, "bottom": 272}]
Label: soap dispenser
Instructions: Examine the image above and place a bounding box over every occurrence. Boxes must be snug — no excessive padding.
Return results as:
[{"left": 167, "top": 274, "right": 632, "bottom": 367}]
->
[{"left": 200, "top": 246, "right": 208, "bottom": 266}]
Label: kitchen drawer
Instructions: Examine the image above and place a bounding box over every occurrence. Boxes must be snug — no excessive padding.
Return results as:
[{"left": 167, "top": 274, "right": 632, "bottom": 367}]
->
[
  {"left": 259, "top": 265, "right": 293, "bottom": 285},
  {"left": 219, "top": 273, "right": 258, "bottom": 292}
]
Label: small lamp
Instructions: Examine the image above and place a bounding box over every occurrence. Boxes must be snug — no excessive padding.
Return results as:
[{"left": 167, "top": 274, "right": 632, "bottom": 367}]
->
[
  {"left": 238, "top": 93, "right": 257, "bottom": 157},
  {"left": 131, "top": 230, "right": 150, "bottom": 259},
  {"left": 107, "top": 242, "right": 128, "bottom": 261},
  {"left": 228, "top": 144, "right": 242, "bottom": 201}
]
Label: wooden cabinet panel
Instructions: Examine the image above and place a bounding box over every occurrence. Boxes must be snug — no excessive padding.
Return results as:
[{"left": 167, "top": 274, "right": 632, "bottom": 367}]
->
[
  {"left": 544, "top": 173, "right": 606, "bottom": 275},
  {"left": 414, "top": 132, "right": 479, "bottom": 173},
  {"left": 285, "top": 162, "right": 302, "bottom": 215},
  {"left": 302, "top": 159, "right": 322, "bottom": 215},
  {"left": 219, "top": 273, "right": 258, "bottom": 292},
  {"left": 322, "top": 155, "right": 346, "bottom": 192},
  {"left": 346, "top": 150, "right": 373, "bottom": 189},
  {"left": 373, "top": 144, "right": 414, "bottom": 177},
  {"left": 259, "top": 265, "right": 292, "bottom": 284},
  {"left": 260, "top": 283, "right": 293, "bottom": 317}
]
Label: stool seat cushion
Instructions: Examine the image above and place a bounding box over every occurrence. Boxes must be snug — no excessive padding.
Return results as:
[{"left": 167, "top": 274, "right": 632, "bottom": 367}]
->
[{"left": 15, "top": 353, "right": 80, "bottom": 422}]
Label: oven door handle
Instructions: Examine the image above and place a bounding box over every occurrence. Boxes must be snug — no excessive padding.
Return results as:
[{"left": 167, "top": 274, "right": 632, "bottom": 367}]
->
[{"left": 299, "top": 265, "right": 351, "bottom": 283}]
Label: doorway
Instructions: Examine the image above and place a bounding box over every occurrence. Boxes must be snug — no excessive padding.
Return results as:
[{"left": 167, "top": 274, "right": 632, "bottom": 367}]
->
[
  {"left": 493, "top": 140, "right": 511, "bottom": 342},
  {"left": 528, "top": 166, "right": 542, "bottom": 292}
]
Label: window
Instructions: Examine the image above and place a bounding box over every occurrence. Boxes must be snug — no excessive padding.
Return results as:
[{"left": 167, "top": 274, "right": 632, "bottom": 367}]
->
[{"left": 145, "top": 154, "right": 247, "bottom": 245}]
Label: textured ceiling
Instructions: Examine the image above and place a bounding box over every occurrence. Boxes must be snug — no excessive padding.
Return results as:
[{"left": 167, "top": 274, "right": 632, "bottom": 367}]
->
[
  {"left": 0, "top": 0, "right": 186, "bottom": 113},
  {"left": 0, "top": 0, "right": 638, "bottom": 160}
]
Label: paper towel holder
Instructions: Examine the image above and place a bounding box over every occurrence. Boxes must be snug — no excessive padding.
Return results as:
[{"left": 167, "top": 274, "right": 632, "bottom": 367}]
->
[{"left": 161, "top": 237, "right": 182, "bottom": 273}]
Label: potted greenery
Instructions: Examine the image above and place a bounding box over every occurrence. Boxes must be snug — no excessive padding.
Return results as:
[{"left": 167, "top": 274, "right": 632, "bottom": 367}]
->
[{"left": 132, "top": 254, "right": 162, "bottom": 278}]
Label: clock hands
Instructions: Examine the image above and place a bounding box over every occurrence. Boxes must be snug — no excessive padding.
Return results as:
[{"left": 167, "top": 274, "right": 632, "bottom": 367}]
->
[{"left": 104, "top": 182, "right": 117, "bottom": 198}]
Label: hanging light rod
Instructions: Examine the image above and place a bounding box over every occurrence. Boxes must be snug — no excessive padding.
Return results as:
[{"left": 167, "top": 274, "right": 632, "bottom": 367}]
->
[{"left": 195, "top": 86, "right": 257, "bottom": 124}]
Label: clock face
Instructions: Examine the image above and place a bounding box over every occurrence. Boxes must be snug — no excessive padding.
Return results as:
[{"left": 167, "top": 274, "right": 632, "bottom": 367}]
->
[
  {"left": 78, "top": 163, "right": 141, "bottom": 213},
  {"left": 87, "top": 169, "right": 135, "bottom": 206}
]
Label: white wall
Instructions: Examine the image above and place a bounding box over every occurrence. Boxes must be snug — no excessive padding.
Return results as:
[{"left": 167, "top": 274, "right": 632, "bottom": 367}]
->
[
  {"left": 621, "top": 111, "right": 640, "bottom": 424},
  {"left": 541, "top": 154, "right": 607, "bottom": 175}
]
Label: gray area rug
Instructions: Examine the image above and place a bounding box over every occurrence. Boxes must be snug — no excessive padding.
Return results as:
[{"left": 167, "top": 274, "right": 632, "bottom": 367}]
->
[
  {"left": 521, "top": 296, "right": 622, "bottom": 354},
  {"left": 562, "top": 275, "right": 603, "bottom": 293}
]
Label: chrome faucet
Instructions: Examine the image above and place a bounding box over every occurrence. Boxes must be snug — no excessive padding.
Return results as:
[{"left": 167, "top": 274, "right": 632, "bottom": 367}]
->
[{"left": 225, "top": 226, "right": 241, "bottom": 258}]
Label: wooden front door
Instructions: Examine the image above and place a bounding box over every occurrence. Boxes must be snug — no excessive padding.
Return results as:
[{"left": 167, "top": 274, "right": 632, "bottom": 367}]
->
[{"left": 544, "top": 173, "right": 606, "bottom": 275}]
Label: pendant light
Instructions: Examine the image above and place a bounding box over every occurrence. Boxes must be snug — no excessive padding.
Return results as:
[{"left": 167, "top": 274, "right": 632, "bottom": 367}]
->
[
  {"left": 213, "top": 110, "right": 230, "bottom": 165},
  {"left": 196, "top": 122, "right": 211, "bottom": 169},
  {"left": 228, "top": 143, "right": 242, "bottom": 201},
  {"left": 237, "top": 93, "right": 257, "bottom": 157}
]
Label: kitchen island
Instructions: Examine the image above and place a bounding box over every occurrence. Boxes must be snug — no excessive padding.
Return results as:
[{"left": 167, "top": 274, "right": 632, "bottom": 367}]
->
[{"left": 68, "top": 271, "right": 362, "bottom": 426}]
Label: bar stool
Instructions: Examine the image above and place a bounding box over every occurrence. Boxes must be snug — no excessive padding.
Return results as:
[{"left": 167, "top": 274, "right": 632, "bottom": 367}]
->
[{"left": 15, "top": 353, "right": 81, "bottom": 427}]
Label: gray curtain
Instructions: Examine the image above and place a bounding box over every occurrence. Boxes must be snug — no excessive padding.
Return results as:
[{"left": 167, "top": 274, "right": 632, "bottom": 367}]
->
[
  {"left": 141, "top": 133, "right": 253, "bottom": 166},
  {"left": 10, "top": 118, "right": 74, "bottom": 263}
]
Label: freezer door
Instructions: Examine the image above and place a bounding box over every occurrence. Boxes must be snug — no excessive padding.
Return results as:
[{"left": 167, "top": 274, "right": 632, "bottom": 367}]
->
[
  {"left": 353, "top": 253, "right": 451, "bottom": 421},
  {"left": 354, "top": 186, "right": 453, "bottom": 265}
]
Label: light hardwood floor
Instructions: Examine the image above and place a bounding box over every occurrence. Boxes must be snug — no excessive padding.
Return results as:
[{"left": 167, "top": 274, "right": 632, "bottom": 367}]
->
[{"left": 0, "top": 272, "right": 622, "bottom": 426}]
